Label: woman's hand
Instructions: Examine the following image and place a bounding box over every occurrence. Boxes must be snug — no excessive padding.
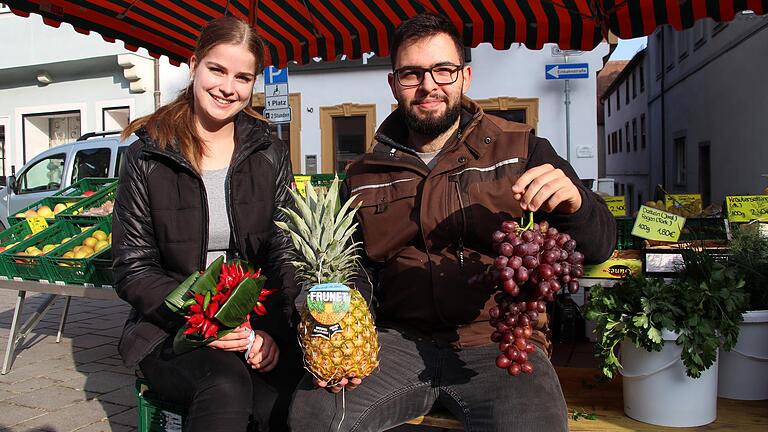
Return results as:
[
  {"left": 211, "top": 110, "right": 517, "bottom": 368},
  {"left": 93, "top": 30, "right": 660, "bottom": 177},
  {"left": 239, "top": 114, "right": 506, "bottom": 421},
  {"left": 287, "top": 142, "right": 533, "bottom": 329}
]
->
[
  {"left": 207, "top": 325, "right": 252, "bottom": 352},
  {"left": 246, "top": 331, "right": 280, "bottom": 372}
]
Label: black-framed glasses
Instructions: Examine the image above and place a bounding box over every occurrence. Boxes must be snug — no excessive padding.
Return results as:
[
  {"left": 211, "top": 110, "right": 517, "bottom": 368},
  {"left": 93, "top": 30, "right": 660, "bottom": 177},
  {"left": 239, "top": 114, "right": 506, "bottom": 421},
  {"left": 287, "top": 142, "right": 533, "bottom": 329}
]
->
[{"left": 394, "top": 64, "right": 464, "bottom": 87}]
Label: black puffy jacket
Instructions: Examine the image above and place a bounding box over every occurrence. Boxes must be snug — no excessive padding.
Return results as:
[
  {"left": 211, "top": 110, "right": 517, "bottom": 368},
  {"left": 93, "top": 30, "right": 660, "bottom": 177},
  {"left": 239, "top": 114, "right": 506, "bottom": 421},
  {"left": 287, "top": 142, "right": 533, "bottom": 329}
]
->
[{"left": 112, "top": 113, "right": 297, "bottom": 368}]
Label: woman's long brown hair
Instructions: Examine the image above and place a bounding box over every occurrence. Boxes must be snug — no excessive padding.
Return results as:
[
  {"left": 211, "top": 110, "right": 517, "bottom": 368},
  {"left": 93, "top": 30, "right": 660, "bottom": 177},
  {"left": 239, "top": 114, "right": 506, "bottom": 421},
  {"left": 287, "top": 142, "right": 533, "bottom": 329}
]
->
[{"left": 121, "top": 16, "right": 266, "bottom": 172}]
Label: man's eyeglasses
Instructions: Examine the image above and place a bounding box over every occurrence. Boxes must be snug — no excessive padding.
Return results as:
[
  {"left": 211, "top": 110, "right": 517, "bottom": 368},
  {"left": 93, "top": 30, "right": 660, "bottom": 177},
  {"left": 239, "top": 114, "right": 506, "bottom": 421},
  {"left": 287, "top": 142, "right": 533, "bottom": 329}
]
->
[{"left": 394, "top": 64, "right": 464, "bottom": 87}]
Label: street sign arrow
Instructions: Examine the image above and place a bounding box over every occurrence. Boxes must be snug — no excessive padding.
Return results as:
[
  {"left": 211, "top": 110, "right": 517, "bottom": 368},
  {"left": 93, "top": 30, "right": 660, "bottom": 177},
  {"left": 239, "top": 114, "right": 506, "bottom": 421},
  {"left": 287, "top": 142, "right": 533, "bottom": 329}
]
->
[{"left": 545, "top": 63, "right": 589, "bottom": 80}]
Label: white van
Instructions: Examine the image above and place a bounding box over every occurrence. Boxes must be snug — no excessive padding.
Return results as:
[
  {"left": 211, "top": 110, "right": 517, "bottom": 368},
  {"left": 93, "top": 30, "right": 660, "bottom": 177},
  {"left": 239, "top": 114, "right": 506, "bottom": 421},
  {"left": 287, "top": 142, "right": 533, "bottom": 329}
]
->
[{"left": 0, "top": 131, "right": 136, "bottom": 229}]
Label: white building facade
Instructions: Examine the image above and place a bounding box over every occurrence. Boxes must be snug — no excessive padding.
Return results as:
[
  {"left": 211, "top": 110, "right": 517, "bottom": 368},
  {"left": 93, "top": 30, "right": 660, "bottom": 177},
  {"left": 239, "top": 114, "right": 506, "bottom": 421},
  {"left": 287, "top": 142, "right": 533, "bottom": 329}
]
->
[{"left": 647, "top": 14, "right": 768, "bottom": 205}]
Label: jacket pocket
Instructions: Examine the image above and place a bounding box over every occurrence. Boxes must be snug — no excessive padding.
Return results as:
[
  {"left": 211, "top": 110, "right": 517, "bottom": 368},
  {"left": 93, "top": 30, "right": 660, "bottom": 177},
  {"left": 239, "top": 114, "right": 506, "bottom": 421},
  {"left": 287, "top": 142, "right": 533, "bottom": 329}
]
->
[
  {"left": 351, "top": 177, "right": 420, "bottom": 262},
  {"left": 451, "top": 157, "right": 526, "bottom": 247}
]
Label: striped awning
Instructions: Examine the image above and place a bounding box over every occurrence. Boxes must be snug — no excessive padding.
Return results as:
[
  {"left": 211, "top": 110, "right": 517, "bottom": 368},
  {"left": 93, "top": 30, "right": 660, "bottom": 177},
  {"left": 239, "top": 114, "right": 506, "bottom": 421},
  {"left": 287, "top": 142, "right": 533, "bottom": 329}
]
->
[{"left": 4, "top": 1, "right": 766, "bottom": 67}]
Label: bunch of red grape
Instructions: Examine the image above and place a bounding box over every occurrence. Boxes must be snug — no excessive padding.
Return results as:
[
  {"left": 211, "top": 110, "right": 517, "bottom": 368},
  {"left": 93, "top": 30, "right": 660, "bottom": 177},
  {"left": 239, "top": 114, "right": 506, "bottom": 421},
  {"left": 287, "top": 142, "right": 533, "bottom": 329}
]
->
[{"left": 488, "top": 217, "right": 584, "bottom": 376}]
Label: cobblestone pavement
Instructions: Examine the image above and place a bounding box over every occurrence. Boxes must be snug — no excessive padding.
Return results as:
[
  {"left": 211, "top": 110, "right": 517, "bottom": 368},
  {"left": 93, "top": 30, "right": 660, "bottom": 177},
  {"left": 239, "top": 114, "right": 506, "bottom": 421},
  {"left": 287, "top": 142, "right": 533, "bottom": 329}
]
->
[{"left": 0, "top": 289, "right": 136, "bottom": 432}]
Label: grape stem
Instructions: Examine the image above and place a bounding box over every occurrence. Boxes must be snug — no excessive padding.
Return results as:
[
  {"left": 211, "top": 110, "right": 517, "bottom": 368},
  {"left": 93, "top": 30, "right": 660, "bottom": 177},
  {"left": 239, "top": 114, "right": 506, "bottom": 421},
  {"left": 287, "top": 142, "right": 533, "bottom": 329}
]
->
[{"left": 517, "top": 211, "right": 535, "bottom": 233}]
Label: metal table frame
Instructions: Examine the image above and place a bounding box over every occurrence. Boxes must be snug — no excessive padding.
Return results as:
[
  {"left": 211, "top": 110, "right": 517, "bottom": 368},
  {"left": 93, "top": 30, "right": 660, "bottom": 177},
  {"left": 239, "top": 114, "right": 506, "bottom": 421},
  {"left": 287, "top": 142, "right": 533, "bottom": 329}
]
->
[{"left": 0, "top": 279, "right": 118, "bottom": 374}]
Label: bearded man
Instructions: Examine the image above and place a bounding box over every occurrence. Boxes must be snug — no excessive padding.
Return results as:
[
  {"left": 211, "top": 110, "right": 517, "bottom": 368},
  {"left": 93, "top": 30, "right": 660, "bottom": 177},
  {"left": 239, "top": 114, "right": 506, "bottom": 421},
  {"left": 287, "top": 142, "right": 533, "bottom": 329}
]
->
[{"left": 290, "top": 13, "right": 616, "bottom": 432}]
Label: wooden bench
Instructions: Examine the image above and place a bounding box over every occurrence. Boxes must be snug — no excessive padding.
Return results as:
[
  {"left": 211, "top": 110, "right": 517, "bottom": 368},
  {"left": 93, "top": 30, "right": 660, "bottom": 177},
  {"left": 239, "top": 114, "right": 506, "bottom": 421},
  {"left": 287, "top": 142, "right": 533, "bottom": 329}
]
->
[{"left": 406, "top": 367, "right": 768, "bottom": 431}]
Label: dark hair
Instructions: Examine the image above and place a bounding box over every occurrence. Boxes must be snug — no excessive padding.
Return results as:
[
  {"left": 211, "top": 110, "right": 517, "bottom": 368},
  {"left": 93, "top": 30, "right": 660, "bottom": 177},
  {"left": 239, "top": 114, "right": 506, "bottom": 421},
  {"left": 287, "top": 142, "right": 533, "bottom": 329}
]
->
[
  {"left": 390, "top": 13, "right": 465, "bottom": 69},
  {"left": 122, "top": 16, "right": 266, "bottom": 171}
]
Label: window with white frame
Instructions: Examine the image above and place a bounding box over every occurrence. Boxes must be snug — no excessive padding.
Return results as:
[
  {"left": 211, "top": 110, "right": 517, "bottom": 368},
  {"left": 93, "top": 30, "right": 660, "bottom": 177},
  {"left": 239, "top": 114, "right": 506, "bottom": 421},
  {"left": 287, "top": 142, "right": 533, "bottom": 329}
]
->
[
  {"left": 102, "top": 106, "right": 130, "bottom": 131},
  {"left": 22, "top": 111, "right": 81, "bottom": 163}
]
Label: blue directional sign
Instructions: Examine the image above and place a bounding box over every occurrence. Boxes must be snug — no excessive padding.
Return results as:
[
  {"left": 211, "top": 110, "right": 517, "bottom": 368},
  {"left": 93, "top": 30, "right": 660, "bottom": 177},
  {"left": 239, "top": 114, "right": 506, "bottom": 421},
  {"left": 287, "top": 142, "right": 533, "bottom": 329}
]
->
[
  {"left": 265, "top": 66, "right": 288, "bottom": 84},
  {"left": 545, "top": 63, "right": 589, "bottom": 80}
]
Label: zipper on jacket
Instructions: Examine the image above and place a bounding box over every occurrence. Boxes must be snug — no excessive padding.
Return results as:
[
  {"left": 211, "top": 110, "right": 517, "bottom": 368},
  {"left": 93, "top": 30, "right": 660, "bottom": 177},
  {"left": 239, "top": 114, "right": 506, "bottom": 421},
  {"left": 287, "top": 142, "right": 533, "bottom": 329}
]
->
[
  {"left": 452, "top": 180, "right": 467, "bottom": 269},
  {"left": 224, "top": 137, "right": 273, "bottom": 259}
]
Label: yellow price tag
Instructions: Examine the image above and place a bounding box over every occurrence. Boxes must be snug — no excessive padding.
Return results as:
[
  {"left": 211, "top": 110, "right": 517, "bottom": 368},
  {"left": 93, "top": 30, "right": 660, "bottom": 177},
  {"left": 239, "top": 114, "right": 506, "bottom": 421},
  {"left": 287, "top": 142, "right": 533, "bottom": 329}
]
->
[
  {"left": 664, "top": 193, "right": 701, "bottom": 210},
  {"left": 292, "top": 175, "right": 312, "bottom": 197},
  {"left": 726, "top": 195, "right": 768, "bottom": 223},
  {"left": 604, "top": 196, "right": 627, "bottom": 217},
  {"left": 26, "top": 217, "right": 49, "bottom": 235},
  {"left": 631, "top": 205, "right": 686, "bottom": 242}
]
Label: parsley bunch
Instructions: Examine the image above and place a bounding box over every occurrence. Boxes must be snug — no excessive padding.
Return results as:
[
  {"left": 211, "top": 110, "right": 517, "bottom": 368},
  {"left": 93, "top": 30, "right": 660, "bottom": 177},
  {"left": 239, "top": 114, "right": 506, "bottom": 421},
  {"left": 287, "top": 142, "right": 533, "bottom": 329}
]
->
[{"left": 585, "top": 250, "right": 748, "bottom": 379}]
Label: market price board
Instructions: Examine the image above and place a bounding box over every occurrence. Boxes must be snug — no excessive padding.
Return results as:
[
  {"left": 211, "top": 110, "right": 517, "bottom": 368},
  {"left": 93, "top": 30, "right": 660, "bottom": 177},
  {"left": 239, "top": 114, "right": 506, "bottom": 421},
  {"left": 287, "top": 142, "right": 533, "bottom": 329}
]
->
[
  {"left": 631, "top": 205, "right": 685, "bottom": 242},
  {"left": 726, "top": 195, "right": 768, "bottom": 222},
  {"left": 604, "top": 196, "right": 627, "bottom": 217}
]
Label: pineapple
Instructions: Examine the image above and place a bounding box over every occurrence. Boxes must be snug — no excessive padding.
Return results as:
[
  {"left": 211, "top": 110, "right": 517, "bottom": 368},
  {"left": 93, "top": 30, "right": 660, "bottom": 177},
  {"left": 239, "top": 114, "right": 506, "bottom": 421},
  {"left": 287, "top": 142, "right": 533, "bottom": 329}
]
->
[{"left": 275, "top": 177, "right": 379, "bottom": 385}]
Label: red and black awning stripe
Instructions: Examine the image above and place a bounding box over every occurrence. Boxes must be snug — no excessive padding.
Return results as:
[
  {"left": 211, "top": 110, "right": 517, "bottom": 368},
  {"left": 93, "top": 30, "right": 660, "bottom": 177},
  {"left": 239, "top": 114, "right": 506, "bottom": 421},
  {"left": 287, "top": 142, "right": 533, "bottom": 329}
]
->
[
  {"left": 4, "top": 0, "right": 766, "bottom": 67},
  {"left": 602, "top": 0, "right": 767, "bottom": 40}
]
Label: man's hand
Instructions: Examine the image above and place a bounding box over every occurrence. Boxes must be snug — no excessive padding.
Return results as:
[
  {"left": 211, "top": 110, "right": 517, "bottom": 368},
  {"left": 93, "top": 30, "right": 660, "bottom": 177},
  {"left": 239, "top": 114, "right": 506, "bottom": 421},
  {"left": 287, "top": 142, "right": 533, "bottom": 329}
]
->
[
  {"left": 314, "top": 376, "right": 363, "bottom": 393},
  {"left": 512, "top": 164, "right": 582, "bottom": 214},
  {"left": 247, "top": 331, "right": 280, "bottom": 372},
  {"left": 207, "top": 325, "right": 252, "bottom": 352}
]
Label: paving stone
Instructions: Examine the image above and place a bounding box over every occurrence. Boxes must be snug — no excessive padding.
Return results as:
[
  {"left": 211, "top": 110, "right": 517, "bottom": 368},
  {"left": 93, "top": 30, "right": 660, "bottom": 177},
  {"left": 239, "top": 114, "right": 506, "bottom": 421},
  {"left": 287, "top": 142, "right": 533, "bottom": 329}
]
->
[
  {"left": 13, "top": 399, "right": 128, "bottom": 432},
  {"left": 6, "top": 385, "right": 87, "bottom": 410},
  {"left": 74, "top": 420, "right": 134, "bottom": 432},
  {"left": 42, "top": 367, "right": 87, "bottom": 384},
  {"left": 94, "top": 357, "right": 123, "bottom": 367},
  {"left": 0, "top": 401, "right": 45, "bottom": 426},
  {"left": 97, "top": 385, "right": 137, "bottom": 408},
  {"left": 8, "top": 377, "right": 57, "bottom": 393},
  {"left": 76, "top": 363, "right": 113, "bottom": 373},
  {"left": 61, "top": 371, "right": 134, "bottom": 394},
  {"left": 72, "top": 334, "right": 116, "bottom": 349},
  {"left": 73, "top": 345, "right": 118, "bottom": 364},
  {"left": 108, "top": 407, "right": 137, "bottom": 427},
  {"left": 0, "top": 388, "right": 18, "bottom": 401}
]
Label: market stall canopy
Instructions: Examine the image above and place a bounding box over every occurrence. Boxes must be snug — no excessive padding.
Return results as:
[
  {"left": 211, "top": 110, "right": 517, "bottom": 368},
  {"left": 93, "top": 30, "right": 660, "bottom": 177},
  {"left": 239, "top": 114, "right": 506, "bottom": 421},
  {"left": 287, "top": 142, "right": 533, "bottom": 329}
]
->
[{"left": 4, "top": 0, "right": 766, "bottom": 67}]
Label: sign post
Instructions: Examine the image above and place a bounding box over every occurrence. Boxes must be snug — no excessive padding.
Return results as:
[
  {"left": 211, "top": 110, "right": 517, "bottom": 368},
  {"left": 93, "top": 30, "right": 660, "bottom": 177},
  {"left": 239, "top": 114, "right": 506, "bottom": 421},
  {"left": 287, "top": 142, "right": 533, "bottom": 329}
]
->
[{"left": 546, "top": 61, "right": 589, "bottom": 162}]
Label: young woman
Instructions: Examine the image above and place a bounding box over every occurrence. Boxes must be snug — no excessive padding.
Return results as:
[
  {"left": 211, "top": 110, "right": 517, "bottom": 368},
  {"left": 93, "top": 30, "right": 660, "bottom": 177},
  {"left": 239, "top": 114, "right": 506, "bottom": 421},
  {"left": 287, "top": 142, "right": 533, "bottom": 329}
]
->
[{"left": 113, "top": 16, "right": 300, "bottom": 432}]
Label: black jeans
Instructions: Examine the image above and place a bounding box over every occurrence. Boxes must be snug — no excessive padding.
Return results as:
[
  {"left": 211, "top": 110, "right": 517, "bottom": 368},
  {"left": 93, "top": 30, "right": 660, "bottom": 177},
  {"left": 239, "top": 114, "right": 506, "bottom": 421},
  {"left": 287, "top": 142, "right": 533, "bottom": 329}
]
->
[
  {"left": 140, "top": 338, "right": 302, "bottom": 432},
  {"left": 289, "top": 327, "right": 568, "bottom": 432}
]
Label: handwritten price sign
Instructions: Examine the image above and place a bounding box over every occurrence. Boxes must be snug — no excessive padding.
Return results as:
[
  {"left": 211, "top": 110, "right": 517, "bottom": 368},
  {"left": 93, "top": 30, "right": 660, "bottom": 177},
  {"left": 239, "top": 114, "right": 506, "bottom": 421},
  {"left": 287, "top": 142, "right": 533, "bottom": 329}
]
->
[
  {"left": 604, "top": 196, "right": 627, "bottom": 217},
  {"left": 664, "top": 193, "right": 701, "bottom": 210},
  {"left": 292, "top": 175, "right": 312, "bottom": 197},
  {"left": 726, "top": 196, "right": 768, "bottom": 223},
  {"left": 26, "top": 217, "right": 49, "bottom": 235},
  {"left": 631, "top": 205, "right": 686, "bottom": 242}
]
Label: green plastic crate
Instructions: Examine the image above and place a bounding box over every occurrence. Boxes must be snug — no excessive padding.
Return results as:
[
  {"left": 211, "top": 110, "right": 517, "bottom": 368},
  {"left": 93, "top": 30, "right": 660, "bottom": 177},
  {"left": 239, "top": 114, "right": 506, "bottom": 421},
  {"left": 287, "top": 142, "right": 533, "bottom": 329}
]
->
[
  {"left": 0, "top": 221, "right": 35, "bottom": 278},
  {"left": 7, "top": 196, "right": 86, "bottom": 226},
  {"left": 53, "top": 177, "right": 117, "bottom": 197},
  {"left": 310, "top": 173, "right": 345, "bottom": 188},
  {"left": 56, "top": 183, "right": 116, "bottom": 221},
  {"left": 136, "top": 379, "right": 187, "bottom": 432},
  {"left": 90, "top": 249, "right": 113, "bottom": 287},
  {"left": 678, "top": 217, "right": 728, "bottom": 241},
  {"left": 0, "top": 221, "right": 87, "bottom": 281},
  {"left": 616, "top": 217, "right": 644, "bottom": 250},
  {"left": 43, "top": 219, "right": 112, "bottom": 285}
]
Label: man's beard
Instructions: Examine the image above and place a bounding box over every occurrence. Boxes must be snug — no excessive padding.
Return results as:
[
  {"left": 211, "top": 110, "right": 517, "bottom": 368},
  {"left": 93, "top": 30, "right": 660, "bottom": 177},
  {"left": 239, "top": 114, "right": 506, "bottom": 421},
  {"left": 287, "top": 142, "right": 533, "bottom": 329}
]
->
[{"left": 401, "top": 95, "right": 462, "bottom": 138}]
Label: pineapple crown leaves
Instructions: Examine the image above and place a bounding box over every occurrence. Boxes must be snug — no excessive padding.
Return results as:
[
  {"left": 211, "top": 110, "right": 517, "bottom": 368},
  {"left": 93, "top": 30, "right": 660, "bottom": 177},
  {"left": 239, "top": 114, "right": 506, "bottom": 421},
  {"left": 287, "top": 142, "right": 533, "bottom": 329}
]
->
[{"left": 275, "top": 176, "right": 362, "bottom": 288}]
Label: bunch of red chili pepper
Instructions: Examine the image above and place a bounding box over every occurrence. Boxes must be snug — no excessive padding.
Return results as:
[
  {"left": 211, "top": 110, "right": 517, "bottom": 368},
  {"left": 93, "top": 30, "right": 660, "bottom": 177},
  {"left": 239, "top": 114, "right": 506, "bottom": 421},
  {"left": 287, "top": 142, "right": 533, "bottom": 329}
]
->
[{"left": 181, "top": 261, "right": 274, "bottom": 340}]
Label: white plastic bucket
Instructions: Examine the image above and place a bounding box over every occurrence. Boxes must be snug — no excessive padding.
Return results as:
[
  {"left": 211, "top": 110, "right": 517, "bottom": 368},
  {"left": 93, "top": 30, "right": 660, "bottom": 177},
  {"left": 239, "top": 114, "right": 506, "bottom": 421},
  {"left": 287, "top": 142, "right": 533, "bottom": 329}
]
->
[
  {"left": 718, "top": 309, "right": 768, "bottom": 400},
  {"left": 620, "top": 330, "right": 718, "bottom": 427}
]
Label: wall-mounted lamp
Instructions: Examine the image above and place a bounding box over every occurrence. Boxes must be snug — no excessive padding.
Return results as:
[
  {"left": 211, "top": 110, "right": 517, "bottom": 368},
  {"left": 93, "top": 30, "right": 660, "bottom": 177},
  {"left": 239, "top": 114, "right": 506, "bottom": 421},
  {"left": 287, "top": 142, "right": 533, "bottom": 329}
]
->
[{"left": 36, "top": 71, "right": 53, "bottom": 85}]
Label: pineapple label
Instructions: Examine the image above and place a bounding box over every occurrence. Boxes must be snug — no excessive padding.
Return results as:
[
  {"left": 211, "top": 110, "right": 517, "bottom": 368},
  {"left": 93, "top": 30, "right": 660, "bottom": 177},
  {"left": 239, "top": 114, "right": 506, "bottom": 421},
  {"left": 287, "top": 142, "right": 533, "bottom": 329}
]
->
[{"left": 307, "top": 283, "right": 350, "bottom": 339}]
